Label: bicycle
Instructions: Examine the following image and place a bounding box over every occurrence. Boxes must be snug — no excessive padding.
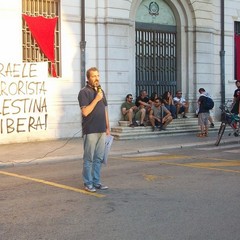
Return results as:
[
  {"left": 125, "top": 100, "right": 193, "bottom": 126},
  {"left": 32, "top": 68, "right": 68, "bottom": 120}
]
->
[{"left": 215, "top": 100, "right": 240, "bottom": 146}]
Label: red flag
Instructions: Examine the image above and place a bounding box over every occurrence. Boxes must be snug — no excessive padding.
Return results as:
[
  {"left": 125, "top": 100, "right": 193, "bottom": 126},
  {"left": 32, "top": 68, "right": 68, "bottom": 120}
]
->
[
  {"left": 23, "top": 14, "right": 58, "bottom": 77},
  {"left": 235, "top": 34, "right": 240, "bottom": 81}
]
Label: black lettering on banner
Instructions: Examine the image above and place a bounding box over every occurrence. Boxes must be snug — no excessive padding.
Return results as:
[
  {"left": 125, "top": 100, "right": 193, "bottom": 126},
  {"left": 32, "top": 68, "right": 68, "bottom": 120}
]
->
[
  {"left": 0, "top": 62, "right": 38, "bottom": 78},
  {"left": 0, "top": 81, "right": 47, "bottom": 96},
  {"left": 16, "top": 118, "right": 26, "bottom": 133},
  {"left": 6, "top": 118, "right": 14, "bottom": 133},
  {"left": 0, "top": 81, "right": 8, "bottom": 96},
  {"left": 0, "top": 62, "right": 48, "bottom": 135}
]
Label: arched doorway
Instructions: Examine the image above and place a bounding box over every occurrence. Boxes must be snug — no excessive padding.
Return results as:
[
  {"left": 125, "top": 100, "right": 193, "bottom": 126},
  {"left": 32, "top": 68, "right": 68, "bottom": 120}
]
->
[{"left": 135, "top": 0, "right": 177, "bottom": 97}]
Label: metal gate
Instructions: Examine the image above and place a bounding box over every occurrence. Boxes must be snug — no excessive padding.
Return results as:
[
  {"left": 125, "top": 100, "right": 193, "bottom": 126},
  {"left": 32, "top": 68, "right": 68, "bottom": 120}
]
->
[{"left": 136, "top": 23, "right": 177, "bottom": 97}]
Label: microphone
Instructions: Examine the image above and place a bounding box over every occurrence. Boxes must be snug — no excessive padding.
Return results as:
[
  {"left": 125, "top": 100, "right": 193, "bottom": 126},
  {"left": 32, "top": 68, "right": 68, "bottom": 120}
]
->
[{"left": 97, "top": 85, "right": 102, "bottom": 93}]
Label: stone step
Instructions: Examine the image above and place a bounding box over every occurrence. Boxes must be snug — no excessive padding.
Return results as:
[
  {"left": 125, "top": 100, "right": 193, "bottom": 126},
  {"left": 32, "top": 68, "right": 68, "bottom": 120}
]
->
[
  {"left": 114, "top": 119, "right": 199, "bottom": 133},
  {"left": 111, "top": 118, "right": 220, "bottom": 140}
]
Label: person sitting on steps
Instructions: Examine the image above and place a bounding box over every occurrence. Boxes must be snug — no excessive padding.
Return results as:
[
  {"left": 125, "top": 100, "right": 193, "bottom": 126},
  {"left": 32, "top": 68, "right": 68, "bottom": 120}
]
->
[
  {"left": 149, "top": 91, "right": 158, "bottom": 107},
  {"left": 173, "top": 90, "right": 189, "bottom": 118},
  {"left": 121, "top": 94, "right": 146, "bottom": 127},
  {"left": 135, "top": 89, "right": 151, "bottom": 126},
  {"left": 149, "top": 97, "right": 173, "bottom": 131},
  {"left": 162, "top": 91, "right": 177, "bottom": 119}
]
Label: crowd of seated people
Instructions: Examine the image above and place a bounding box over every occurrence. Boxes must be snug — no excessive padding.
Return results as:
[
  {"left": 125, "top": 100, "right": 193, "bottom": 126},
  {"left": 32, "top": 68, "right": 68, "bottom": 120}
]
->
[{"left": 121, "top": 90, "right": 189, "bottom": 130}]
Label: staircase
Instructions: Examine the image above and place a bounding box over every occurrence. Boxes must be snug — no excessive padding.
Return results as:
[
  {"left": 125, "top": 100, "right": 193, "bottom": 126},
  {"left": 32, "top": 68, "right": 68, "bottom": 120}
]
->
[{"left": 111, "top": 116, "right": 220, "bottom": 140}]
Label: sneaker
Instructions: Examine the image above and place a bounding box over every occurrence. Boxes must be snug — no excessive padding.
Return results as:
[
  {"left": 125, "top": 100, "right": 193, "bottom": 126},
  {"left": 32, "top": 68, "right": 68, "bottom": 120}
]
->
[
  {"left": 152, "top": 126, "right": 157, "bottom": 132},
  {"left": 182, "top": 115, "right": 188, "bottom": 118},
  {"left": 84, "top": 185, "right": 96, "bottom": 193},
  {"left": 94, "top": 183, "right": 109, "bottom": 190},
  {"left": 210, "top": 123, "right": 214, "bottom": 128},
  {"left": 234, "top": 131, "right": 239, "bottom": 137},
  {"left": 139, "top": 123, "right": 144, "bottom": 127},
  {"left": 129, "top": 123, "right": 135, "bottom": 128},
  {"left": 197, "top": 133, "right": 206, "bottom": 137},
  {"left": 133, "top": 121, "right": 139, "bottom": 127}
]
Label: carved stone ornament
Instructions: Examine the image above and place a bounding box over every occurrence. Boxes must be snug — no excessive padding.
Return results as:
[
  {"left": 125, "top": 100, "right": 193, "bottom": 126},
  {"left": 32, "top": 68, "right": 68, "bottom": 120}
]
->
[{"left": 149, "top": 2, "right": 159, "bottom": 16}]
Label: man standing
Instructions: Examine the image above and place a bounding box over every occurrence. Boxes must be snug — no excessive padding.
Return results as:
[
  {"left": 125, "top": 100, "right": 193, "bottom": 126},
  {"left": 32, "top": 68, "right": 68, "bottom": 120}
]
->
[
  {"left": 78, "top": 67, "right": 110, "bottom": 192},
  {"left": 197, "top": 88, "right": 210, "bottom": 137},
  {"left": 149, "top": 97, "right": 173, "bottom": 131},
  {"left": 198, "top": 88, "right": 215, "bottom": 128}
]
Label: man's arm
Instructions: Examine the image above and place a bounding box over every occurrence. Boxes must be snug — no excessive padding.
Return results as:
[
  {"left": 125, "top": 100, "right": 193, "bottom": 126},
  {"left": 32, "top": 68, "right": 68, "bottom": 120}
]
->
[
  {"left": 162, "top": 108, "right": 171, "bottom": 122},
  {"left": 138, "top": 100, "right": 150, "bottom": 107},
  {"left": 150, "top": 109, "right": 159, "bottom": 121},
  {"left": 122, "top": 105, "right": 137, "bottom": 115},
  {"left": 149, "top": 109, "right": 154, "bottom": 118},
  {"left": 105, "top": 107, "right": 110, "bottom": 135},
  {"left": 173, "top": 97, "right": 179, "bottom": 106},
  {"left": 121, "top": 107, "right": 127, "bottom": 115},
  {"left": 81, "top": 92, "right": 103, "bottom": 117}
]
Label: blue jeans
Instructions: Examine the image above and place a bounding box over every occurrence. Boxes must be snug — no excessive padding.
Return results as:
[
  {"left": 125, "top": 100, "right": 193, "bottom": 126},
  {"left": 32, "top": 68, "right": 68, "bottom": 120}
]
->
[
  {"left": 82, "top": 133, "right": 106, "bottom": 186},
  {"left": 165, "top": 104, "right": 177, "bottom": 118}
]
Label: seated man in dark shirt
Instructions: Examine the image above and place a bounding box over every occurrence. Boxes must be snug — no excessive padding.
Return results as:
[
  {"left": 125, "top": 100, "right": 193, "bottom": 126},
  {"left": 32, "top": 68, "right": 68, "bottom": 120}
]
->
[{"left": 135, "top": 89, "right": 151, "bottom": 125}]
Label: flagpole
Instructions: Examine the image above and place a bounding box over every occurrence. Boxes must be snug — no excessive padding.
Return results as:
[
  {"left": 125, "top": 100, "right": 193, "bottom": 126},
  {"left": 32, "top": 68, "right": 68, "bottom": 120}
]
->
[
  {"left": 80, "top": 0, "right": 86, "bottom": 88},
  {"left": 220, "top": 0, "right": 225, "bottom": 105}
]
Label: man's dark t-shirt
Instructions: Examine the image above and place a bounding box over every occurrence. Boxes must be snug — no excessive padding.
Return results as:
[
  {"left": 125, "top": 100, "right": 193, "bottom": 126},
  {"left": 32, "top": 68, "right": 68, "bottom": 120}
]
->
[
  {"left": 135, "top": 96, "right": 149, "bottom": 107},
  {"left": 78, "top": 85, "right": 107, "bottom": 135}
]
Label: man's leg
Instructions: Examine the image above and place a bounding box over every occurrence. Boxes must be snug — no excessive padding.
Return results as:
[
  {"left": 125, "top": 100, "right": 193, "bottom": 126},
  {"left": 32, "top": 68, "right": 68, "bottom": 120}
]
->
[
  {"left": 124, "top": 109, "right": 135, "bottom": 127},
  {"left": 82, "top": 134, "right": 97, "bottom": 187},
  {"left": 170, "top": 105, "right": 177, "bottom": 118},
  {"left": 140, "top": 108, "right": 146, "bottom": 125},
  {"left": 92, "top": 133, "right": 106, "bottom": 186},
  {"left": 176, "top": 104, "right": 180, "bottom": 115},
  {"left": 162, "top": 115, "right": 173, "bottom": 129},
  {"left": 127, "top": 108, "right": 134, "bottom": 124},
  {"left": 204, "top": 113, "right": 210, "bottom": 136},
  {"left": 204, "top": 125, "right": 209, "bottom": 136},
  {"left": 149, "top": 114, "right": 155, "bottom": 127},
  {"left": 209, "top": 115, "right": 214, "bottom": 128},
  {"left": 149, "top": 115, "right": 159, "bottom": 131},
  {"left": 183, "top": 103, "right": 189, "bottom": 117},
  {"left": 197, "top": 113, "right": 205, "bottom": 137}
]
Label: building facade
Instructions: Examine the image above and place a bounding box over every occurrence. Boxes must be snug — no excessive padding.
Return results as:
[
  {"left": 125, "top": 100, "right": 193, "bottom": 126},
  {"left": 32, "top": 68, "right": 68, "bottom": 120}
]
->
[{"left": 0, "top": 0, "right": 240, "bottom": 144}]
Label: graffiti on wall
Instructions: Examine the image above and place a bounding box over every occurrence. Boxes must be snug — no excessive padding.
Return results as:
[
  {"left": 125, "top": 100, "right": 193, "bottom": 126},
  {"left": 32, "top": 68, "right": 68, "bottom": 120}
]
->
[{"left": 0, "top": 62, "right": 48, "bottom": 134}]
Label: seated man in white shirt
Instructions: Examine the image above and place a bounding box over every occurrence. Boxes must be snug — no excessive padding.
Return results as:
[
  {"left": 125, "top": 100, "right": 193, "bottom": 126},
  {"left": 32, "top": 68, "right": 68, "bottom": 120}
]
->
[{"left": 173, "top": 90, "right": 189, "bottom": 118}]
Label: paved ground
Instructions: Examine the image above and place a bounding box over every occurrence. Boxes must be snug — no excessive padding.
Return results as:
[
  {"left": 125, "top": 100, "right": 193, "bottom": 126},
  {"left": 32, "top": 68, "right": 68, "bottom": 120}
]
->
[
  {"left": 1, "top": 131, "right": 239, "bottom": 168},
  {"left": 1, "top": 134, "right": 239, "bottom": 240}
]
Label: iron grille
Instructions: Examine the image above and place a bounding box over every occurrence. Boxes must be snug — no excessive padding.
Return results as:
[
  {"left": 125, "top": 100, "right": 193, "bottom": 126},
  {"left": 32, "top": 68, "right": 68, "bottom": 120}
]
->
[
  {"left": 136, "top": 23, "right": 177, "bottom": 97},
  {"left": 235, "top": 21, "right": 240, "bottom": 35}
]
